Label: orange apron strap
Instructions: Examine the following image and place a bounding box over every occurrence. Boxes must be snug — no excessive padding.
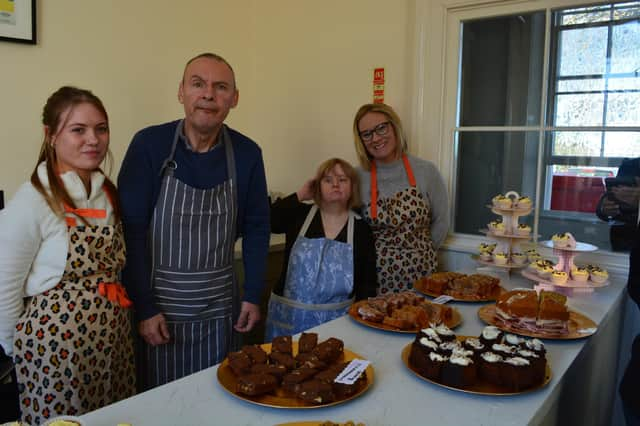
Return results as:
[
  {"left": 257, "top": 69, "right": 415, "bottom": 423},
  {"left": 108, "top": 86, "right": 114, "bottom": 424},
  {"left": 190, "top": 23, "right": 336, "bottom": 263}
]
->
[
  {"left": 402, "top": 154, "right": 417, "bottom": 187},
  {"left": 370, "top": 161, "right": 378, "bottom": 219}
]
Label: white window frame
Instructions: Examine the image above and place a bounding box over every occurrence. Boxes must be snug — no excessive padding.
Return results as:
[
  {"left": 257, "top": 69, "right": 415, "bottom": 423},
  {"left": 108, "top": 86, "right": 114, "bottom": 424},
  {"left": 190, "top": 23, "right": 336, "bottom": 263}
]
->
[{"left": 410, "top": 0, "right": 633, "bottom": 273}]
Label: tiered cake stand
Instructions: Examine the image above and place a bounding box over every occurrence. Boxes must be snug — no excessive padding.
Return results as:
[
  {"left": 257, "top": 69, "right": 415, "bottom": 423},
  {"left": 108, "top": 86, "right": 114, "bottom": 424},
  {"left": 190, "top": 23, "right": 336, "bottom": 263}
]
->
[
  {"left": 476, "top": 191, "right": 533, "bottom": 274},
  {"left": 521, "top": 240, "right": 609, "bottom": 295}
]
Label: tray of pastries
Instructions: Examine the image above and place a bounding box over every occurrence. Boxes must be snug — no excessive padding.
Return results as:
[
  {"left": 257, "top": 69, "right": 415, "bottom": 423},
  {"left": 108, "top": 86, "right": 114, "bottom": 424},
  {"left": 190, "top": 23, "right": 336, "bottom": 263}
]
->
[
  {"left": 414, "top": 272, "right": 506, "bottom": 302},
  {"left": 217, "top": 333, "right": 373, "bottom": 409},
  {"left": 349, "top": 291, "right": 462, "bottom": 333},
  {"left": 477, "top": 288, "right": 597, "bottom": 339},
  {"left": 403, "top": 323, "right": 551, "bottom": 395}
]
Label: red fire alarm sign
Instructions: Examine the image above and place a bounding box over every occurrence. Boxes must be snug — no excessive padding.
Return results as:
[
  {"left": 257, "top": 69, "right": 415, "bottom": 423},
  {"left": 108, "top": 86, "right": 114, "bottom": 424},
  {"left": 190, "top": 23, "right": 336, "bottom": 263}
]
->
[{"left": 373, "top": 67, "right": 385, "bottom": 104}]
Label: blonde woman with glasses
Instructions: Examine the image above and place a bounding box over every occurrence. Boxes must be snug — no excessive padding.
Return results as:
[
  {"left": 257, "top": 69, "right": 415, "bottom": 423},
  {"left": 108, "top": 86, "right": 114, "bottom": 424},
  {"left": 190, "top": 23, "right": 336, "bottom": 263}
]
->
[{"left": 353, "top": 103, "right": 449, "bottom": 295}]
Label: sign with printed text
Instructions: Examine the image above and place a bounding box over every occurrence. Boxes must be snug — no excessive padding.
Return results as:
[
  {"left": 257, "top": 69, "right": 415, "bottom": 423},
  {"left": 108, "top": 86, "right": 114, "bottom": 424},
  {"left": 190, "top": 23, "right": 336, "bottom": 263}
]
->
[{"left": 373, "top": 67, "right": 385, "bottom": 104}]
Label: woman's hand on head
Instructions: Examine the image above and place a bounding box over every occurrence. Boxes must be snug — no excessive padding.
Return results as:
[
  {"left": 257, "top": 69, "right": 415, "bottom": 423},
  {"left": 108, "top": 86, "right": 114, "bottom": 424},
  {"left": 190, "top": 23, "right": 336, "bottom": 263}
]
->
[{"left": 296, "top": 178, "right": 315, "bottom": 202}]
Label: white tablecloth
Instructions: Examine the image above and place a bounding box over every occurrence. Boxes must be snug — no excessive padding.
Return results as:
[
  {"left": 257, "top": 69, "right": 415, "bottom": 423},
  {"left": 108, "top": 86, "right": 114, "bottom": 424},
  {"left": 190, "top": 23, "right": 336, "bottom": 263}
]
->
[{"left": 81, "top": 272, "right": 629, "bottom": 426}]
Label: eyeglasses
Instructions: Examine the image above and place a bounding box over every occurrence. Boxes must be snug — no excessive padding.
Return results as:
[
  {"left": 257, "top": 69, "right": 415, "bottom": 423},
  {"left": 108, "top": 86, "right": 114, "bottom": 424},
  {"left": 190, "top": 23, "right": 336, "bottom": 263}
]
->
[{"left": 359, "top": 121, "right": 391, "bottom": 142}]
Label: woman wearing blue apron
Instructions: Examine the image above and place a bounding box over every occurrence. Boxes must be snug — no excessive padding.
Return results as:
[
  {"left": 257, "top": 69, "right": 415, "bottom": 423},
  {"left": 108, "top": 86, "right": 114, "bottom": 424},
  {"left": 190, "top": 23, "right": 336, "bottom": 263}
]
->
[{"left": 266, "top": 159, "right": 377, "bottom": 340}]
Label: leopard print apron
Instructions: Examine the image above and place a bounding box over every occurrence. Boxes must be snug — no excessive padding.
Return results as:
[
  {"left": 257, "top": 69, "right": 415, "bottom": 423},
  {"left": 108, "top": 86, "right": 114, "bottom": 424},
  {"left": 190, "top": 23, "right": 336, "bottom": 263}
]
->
[
  {"left": 363, "top": 155, "right": 437, "bottom": 295},
  {"left": 13, "top": 220, "right": 135, "bottom": 424}
]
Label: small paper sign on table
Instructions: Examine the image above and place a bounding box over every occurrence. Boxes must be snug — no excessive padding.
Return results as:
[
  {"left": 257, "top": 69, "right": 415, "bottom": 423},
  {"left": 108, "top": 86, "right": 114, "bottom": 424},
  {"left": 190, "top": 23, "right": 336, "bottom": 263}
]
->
[{"left": 335, "top": 359, "right": 371, "bottom": 385}]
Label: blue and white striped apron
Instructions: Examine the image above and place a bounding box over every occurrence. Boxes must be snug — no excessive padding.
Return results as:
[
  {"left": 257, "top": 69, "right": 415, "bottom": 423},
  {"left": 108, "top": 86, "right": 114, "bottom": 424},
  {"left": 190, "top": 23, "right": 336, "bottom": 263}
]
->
[
  {"left": 265, "top": 205, "right": 355, "bottom": 340},
  {"left": 142, "top": 120, "right": 239, "bottom": 389}
]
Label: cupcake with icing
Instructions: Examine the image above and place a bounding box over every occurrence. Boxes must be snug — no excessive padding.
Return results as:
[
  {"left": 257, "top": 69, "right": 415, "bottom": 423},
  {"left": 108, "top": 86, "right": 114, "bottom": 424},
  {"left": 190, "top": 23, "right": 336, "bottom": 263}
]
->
[
  {"left": 511, "top": 252, "right": 527, "bottom": 265},
  {"left": 492, "top": 194, "right": 512, "bottom": 209},
  {"left": 571, "top": 268, "right": 589, "bottom": 282},
  {"left": 478, "top": 242, "right": 496, "bottom": 253},
  {"left": 516, "top": 223, "right": 532, "bottom": 236},
  {"left": 551, "top": 232, "right": 576, "bottom": 249},
  {"left": 550, "top": 270, "right": 568, "bottom": 285},
  {"left": 493, "top": 222, "right": 506, "bottom": 235},
  {"left": 478, "top": 243, "right": 496, "bottom": 261},
  {"left": 479, "top": 326, "right": 503, "bottom": 348},
  {"left": 590, "top": 268, "right": 609, "bottom": 284},
  {"left": 488, "top": 220, "right": 501, "bottom": 232},
  {"left": 537, "top": 265, "right": 554, "bottom": 279},
  {"left": 516, "top": 196, "right": 532, "bottom": 210},
  {"left": 493, "top": 252, "right": 509, "bottom": 265}
]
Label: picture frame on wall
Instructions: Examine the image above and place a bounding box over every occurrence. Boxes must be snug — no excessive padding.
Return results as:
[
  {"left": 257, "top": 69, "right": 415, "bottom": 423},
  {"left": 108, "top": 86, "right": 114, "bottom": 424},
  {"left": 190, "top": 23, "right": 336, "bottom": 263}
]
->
[{"left": 0, "top": 0, "right": 36, "bottom": 44}]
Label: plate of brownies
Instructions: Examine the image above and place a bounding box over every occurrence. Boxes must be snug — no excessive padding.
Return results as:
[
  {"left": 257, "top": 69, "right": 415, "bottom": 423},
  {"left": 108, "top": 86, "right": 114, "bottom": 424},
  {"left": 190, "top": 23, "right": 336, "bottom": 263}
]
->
[
  {"left": 402, "top": 324, "right": 551, "bottom": 395},
  {"left": 477, "top": 288, "right": 597, "bottom": 339},
  {"left": 348, "top": 291, "right": 462, "bottom": 333},
  {"left": 217, "top": 333, "right": 374, "bottom": 408},
  {"left": 414, "top": 272, "right": 506, "bottom": 302}
]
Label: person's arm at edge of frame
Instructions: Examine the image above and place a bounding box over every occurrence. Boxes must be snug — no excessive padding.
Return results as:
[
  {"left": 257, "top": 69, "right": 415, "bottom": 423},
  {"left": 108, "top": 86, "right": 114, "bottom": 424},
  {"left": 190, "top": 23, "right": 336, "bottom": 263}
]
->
[
  {"left": 117, "top": 132, "right": 169, "bottom": 345},
  {"left": 354, "top": 218, "right": 378, "bottom": 301},
  {"left": 0, "top": 185, "right": 43, "bottom": 356},
  {"left": 235, "top": 149, "right": 270, "bottom": 333},
  {"left": 425, "top": 161, "right": 450, "bottom": 250}
]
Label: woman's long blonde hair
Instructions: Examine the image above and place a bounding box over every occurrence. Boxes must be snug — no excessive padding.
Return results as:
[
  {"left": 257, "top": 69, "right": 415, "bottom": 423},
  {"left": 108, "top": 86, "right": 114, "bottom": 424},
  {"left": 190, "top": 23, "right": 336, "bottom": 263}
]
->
[{"left": 30, "top": 86, "right": 120, "bottom": 221}]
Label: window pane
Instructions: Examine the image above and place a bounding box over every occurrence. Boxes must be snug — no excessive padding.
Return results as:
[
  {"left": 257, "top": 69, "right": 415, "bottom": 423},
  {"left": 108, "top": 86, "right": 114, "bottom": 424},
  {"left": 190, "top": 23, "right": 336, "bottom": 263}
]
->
[
  {"left": 557, "top": 78, "right": 604, "bottom": 92},
  {"left": 554, "top": 93, "right": 604, "bottom": 126},
  {"left": 552, "top": 131, "right": 602, "bottom": 156},
  {"left": 560, "top": 6, "right": 611, "bottom": 25},
  {"left": 558, "top": 27, "right": 608, "bottom": 76},
  {"left": 606, "top": 92, "right": 640, "bottom": 126},
  {"left": 608, "top": 76, "right": 640, "bottom": 90},
  {"left": 540, "top": 155, "right": 639, "bottom": 253},
  {"left": 604, "top": 132, "right": 640, "bottom": 156},
  {"left": 459, "top": 12, "right": 545, "bottom": 126},
  {"left": 613, "top": 3, "right": 640, "bottom": 20},
  {"left": 611, "top": 20, "right": 640, "bottom": 73},
  {"left": 454, "top": 131, "right": 539, "bottom": 235}
]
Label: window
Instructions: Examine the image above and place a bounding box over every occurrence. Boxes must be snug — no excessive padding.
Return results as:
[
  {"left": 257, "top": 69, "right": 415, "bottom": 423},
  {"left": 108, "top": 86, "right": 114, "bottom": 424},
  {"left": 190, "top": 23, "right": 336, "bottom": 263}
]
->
[{"left": 453, "top": 1, "right": 640, "bottom": 253}]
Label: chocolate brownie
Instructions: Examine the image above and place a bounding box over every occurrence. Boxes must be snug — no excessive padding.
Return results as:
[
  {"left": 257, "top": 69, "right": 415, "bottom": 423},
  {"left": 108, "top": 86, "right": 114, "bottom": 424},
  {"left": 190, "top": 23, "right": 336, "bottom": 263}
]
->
[
  {"left": 269, "top": 351, "right": 297, "bottom": 371},
  {"left": 227, "top": 350, "right": 252, "bottom": 376},
  {"left": 236, "top": 373, "right": 278, "bottom": 396},
  {"left": 242, "top": 345, "right": 268, "bottom": 364},
  {"left": 282, "top": 367, "right": 319, "bottom": 393},
  {"left": 298, "top": 332, "right": 318, "bottom": 353},
  {"left": 295, "top": 352, "right": 328, "bottom": 370},
  {"left": 295, "top": 379, "right": 335, "bottom": 404},
  {"left": 250, "top": 363, "right": 288, "bottom": 382},
  {"left": 271, "top": 335, "right": 293, "bottom": 354}
]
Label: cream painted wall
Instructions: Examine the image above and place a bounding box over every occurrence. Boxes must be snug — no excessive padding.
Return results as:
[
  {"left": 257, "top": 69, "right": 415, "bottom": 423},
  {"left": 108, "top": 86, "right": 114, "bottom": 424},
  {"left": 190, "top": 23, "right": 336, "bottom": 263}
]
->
[
  {"left": 249, "top": 1, "right": 414, "bottom": 195},
  {"left": 0, "top": 0, "right": 416, "bottom": 201}
]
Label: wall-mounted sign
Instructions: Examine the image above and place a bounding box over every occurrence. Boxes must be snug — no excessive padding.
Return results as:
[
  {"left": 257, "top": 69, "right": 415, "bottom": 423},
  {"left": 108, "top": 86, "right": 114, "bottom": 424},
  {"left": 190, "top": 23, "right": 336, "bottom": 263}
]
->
[{"left": 373, "top": 67, "right": 384, "bottom": 104}]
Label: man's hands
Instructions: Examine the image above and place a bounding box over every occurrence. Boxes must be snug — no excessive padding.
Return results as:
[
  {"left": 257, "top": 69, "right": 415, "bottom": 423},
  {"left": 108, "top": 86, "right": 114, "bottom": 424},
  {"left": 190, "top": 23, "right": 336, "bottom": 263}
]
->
[
  {"left": 234, "top": 301, "right": 261, "bottom": 333},
  {"left": 610, "top": 179, "right": 640, "bottom": 209},
  {"left": 139, "top": 313, "right": 170, "bottom": 346},
  {"left": 139, "top": 302, "right": 260, "bottom": 345}
]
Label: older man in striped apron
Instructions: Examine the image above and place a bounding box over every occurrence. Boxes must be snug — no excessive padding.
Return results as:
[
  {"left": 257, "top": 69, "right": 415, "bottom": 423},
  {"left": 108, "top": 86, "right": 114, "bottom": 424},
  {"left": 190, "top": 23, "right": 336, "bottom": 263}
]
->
[{"left": 118, "top": 53, "right": 270, "bottom": 389}]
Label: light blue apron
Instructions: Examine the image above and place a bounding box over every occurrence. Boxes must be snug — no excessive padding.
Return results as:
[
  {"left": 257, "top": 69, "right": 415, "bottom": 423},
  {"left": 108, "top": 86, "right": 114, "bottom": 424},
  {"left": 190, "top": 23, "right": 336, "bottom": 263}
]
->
[{"left": 265, "top": 205, "right": 355, "bottom": 340}]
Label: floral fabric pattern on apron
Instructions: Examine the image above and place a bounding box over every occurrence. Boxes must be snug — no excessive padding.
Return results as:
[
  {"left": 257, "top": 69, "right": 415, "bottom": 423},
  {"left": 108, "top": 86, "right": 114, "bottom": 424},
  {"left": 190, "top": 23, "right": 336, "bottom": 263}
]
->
[
  {"left": 364, "top": 165, "right": 437, "bottom": 295},
  {"left": 265, "top": 206, "right": 354, "bottom": 340},
  {"left": 13, "top": 223, "right": 135, "bottom": 425},
  {"left": 141, "top": 121, "right": 238, "bottom": 389}
]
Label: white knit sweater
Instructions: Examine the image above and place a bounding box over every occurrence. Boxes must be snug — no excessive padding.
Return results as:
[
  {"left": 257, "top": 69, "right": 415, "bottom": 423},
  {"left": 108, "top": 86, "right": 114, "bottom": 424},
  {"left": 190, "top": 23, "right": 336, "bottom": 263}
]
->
[{"left": 0, "top": 162, "right": 115, "bottom": 355}]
